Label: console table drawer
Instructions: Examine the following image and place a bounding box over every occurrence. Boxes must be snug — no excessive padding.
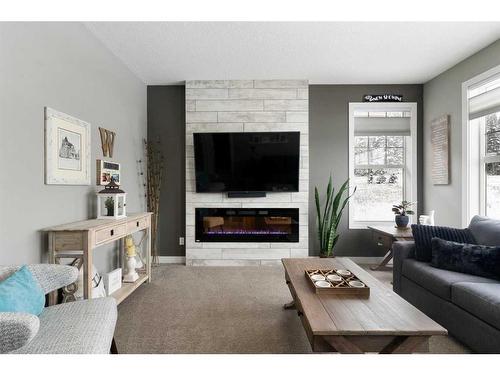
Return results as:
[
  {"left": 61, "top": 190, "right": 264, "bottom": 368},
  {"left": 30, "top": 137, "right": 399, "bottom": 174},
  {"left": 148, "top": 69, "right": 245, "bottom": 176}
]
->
[
  {"left": 127, "top": 216, "right": 149, "bottom": 234},
  {"left": 372, "top": 232, "right": 393, "bottom": 248},
  {"left": 95, "top": 224, "right": 126, "bottom": 245}
]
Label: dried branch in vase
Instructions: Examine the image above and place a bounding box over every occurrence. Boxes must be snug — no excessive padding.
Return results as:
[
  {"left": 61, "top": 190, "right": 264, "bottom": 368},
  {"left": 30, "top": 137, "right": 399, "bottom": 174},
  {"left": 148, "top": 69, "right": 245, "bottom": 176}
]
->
[{"left": 143, "top": 138, "right": 164, "bottom": 265}]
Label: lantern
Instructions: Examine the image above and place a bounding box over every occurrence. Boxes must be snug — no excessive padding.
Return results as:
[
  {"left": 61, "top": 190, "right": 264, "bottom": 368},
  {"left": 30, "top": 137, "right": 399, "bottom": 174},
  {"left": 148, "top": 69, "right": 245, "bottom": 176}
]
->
[{"left": 96, "top": 179, "right": 127, "bottom": 219}]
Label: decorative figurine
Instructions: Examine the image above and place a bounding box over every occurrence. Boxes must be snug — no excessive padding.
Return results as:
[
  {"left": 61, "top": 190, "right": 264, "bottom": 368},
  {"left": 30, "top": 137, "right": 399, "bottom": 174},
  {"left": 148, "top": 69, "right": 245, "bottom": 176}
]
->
[{"left": 123, "top": 235, "right": 139, "bottom": 283}]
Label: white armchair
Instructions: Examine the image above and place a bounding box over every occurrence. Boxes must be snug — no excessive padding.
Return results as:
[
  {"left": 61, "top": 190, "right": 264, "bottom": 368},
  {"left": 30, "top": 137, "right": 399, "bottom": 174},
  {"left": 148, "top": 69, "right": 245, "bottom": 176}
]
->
[{"left": 0, "top": 264, "right": 117, "bottom": 354}]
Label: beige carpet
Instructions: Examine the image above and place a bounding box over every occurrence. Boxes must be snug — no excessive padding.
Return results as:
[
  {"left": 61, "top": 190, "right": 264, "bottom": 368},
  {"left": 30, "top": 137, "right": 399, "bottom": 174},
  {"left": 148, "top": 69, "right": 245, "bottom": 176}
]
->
[{"left": 115, "top": 263, "right": 470, "bottom": 354}]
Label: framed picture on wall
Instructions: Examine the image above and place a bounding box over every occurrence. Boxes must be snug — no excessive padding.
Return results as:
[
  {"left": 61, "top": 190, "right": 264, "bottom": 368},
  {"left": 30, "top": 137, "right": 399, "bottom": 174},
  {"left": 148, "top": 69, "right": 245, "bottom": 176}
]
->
[
  {"left": 45, "top": 107, "right": 91, "bottom": 185},
  {"left": 96, "top": 159, "right": 121, "bottom": 185}
]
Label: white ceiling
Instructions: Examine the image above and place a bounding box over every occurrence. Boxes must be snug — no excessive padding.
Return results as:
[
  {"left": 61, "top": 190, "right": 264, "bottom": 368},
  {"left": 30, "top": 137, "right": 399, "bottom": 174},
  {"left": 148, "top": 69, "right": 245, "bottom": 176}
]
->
[{"left": 84, "top": 22, "right": 500, "bottom": 85}]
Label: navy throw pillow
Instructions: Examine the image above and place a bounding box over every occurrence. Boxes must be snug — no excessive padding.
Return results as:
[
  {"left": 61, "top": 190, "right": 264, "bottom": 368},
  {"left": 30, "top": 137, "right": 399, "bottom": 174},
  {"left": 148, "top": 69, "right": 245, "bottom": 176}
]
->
[
  {"left": 431, "top": 238, "right": 500, "bottom": 280},
  {"left": 411, "top": 224, "right": 476, "bottom": 262}
]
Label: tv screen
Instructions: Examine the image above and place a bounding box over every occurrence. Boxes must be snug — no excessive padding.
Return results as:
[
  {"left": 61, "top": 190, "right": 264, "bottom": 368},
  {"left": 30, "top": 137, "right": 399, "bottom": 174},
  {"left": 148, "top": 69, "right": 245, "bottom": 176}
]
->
[{"left": 193, "top": 132, "right": 300, "bottom": 193}]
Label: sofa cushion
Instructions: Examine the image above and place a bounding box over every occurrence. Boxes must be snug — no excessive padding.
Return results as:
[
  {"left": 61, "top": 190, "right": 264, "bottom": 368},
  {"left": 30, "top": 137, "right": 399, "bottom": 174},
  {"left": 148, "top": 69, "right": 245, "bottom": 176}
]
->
[
  {"left": 431, "top": 238, "right": 500, "bottom": 280},
  {"left": 411, "top": 224, "right": 476, "bottom": 262},
  {"left": 468, "top": 215, "right": 500, "bottom": 246},
  {"left": 452, "top": 282, "right": 500, "bottom": 330},
  {"left": 13, "top": 297, "right": 117, "bottom": 354},
  {"left": 402, "top": 259, "right": 497, "bottom": 301}
]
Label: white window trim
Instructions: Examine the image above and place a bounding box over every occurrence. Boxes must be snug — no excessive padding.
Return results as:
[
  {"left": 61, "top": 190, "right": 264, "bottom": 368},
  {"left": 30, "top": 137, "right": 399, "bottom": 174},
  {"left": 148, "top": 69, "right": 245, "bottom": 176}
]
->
[
  {"left": 348, "top": 102, "right": 418, "bottom": 229},
  {"left": 461, "top": 64, "right": 500, "bottom": 227}
]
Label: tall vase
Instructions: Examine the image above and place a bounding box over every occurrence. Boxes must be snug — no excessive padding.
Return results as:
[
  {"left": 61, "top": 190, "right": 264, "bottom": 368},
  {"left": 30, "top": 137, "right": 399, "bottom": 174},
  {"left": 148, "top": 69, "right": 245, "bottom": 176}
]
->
[{"left": 428, "top": 210, "right": 435, "bottom": 225}]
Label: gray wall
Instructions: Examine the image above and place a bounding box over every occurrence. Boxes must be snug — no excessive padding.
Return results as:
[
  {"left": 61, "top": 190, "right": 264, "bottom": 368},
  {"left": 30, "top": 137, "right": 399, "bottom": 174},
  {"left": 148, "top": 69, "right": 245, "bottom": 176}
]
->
[
  {"left": 423, "top": 39, "right": 500, "bottom": 227},
  {"left": 309, "top": 85, "right": 423, "bottom": 256},
  {"left": 0, "top": 23, "right": 147, "bottom": 270},
  {"left": 147, "top": 86, "right": 186, "bottom": 256},
  {"left": 147, "top": 84, "right": 423, "bottom": 257}
]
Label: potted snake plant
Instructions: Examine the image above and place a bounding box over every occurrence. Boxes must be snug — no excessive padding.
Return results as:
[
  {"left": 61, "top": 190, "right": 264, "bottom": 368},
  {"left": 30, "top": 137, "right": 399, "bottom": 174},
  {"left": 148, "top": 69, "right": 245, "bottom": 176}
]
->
[{"left": 315, "top": 176, "right": 356, "bottom": 257}]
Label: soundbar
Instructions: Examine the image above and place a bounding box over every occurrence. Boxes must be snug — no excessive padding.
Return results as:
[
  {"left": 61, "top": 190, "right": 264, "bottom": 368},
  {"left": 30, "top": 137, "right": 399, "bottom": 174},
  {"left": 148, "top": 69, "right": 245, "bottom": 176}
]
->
[{"left": 227, "top": 191, "right": 267, "bottom": 198}]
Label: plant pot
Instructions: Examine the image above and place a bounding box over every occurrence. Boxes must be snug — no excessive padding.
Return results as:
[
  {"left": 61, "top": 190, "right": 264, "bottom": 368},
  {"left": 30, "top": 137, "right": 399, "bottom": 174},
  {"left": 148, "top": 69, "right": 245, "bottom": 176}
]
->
[
  {"left": 106, "top": 208, "right": 114, "bottom": 217},
  {"left": 319, "top": 252, "right": 335, "bottom": 258},
  {"left": 395, "top": 214, "right": 409, "bottom": 228}
]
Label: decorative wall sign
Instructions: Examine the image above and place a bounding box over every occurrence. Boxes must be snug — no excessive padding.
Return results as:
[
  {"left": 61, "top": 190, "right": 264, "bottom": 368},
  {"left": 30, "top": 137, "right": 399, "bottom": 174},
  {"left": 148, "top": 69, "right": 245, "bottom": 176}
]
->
[
  {"left": 363, "top": 94, "right": 403, "bottom": 102},
  {"left": 431, "top": 115, "right": 450, "bottom": 185},
  {"left": 45, "top": 107, "right": 91, "bottom": 185},
  {"left": 99, "top": 127, "right": 116, "bottom": 157},
  {"left": 96, "top": 159, "right": 121, "bottom": 185}
]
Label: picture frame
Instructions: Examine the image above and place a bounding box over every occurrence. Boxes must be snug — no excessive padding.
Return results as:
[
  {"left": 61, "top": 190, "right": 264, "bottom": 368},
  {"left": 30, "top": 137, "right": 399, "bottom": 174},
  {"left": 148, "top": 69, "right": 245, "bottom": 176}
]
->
[
  {"left": 96, "top": 159, "right": 121, "bottom": 185},
  {"left": 45, "top": 107, "right": 91, "bottom": 185}
]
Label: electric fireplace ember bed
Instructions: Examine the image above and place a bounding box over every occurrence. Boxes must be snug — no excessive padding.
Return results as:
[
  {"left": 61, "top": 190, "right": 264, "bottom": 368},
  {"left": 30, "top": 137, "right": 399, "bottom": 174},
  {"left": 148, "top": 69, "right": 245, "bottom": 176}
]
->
[{"left": 195, "top": 208, "right": 299, "bottom": 242}]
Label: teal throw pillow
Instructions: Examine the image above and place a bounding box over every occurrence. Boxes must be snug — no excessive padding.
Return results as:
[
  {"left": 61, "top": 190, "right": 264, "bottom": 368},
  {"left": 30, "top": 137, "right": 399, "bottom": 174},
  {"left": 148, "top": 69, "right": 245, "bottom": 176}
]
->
[{"left": 0, "top": 266, "right": 45, "bottom": 315}]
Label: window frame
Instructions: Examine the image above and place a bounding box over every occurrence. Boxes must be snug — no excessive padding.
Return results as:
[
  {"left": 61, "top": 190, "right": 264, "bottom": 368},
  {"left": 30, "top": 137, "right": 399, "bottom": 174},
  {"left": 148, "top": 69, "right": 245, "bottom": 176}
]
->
[
  {"left": 348, "top": 102, "right": 418, "bottom": 229},
  {"left": 461, "top": 64, "right": 500, "bottom": 226}
]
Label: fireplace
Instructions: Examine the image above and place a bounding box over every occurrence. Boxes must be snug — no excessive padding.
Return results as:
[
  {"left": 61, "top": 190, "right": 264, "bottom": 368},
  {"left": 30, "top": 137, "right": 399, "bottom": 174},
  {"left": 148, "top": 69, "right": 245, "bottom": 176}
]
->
[{"left": 195, "top": 208, "right": 299, "bottom": 242}]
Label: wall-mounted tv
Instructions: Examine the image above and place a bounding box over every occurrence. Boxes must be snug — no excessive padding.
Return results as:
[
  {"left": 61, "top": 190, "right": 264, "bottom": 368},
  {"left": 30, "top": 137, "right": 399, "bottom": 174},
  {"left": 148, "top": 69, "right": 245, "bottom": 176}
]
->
[{"left": 193, "top": 132, "right": 300, "bottom": 193}]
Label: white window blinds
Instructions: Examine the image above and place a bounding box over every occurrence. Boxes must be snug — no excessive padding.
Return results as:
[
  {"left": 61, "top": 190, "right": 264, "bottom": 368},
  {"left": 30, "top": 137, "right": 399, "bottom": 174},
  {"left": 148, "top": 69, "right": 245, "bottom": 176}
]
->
[
  {"left": 354, "top": 117, "right": 411, "bottom": 136},
  {"left": 469, "top": 86, "right": 500, "bottom": 120}
]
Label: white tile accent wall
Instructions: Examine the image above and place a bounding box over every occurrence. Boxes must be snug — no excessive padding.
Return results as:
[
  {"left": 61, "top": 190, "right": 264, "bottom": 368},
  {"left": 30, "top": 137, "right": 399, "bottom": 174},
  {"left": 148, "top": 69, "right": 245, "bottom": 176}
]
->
[{"left": 185, "top": 80, "right": 309, "bottom": 266}]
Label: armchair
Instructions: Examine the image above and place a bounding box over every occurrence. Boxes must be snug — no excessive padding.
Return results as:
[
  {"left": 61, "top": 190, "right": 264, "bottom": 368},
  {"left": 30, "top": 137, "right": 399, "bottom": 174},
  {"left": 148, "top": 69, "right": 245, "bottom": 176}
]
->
[{"left": 0, "top": 264, "right": 117, "bottom": 354}]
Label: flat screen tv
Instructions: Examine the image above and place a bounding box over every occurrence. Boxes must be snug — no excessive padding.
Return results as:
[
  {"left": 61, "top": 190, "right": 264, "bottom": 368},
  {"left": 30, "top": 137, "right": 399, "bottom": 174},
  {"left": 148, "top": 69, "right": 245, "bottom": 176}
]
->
[{"left": 193, "top": 132, "right": 300, "bottom": 193}]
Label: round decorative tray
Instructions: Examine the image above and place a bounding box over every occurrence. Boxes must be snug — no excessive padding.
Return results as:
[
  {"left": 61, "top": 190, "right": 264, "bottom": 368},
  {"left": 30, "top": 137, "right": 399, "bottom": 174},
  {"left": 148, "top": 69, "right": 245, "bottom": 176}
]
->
[
  {"left": 315, "top": 280, "right": 331, "bottom": 288},
  {"left": 336, "top": 269, "right": 352, "bottom": 277},
  {"left": 310, "top": 274, "right": 326, "bottom": 281}
]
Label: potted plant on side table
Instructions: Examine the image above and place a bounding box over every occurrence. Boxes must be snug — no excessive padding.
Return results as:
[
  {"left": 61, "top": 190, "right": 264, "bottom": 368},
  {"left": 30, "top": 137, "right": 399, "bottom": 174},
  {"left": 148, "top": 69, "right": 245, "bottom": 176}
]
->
[
  {"left": 315, "top": 175, "right": 356, "bottom": 258},
  {"left": 105, "top": 196, "right": 115, "bottom": 217},
  {"left": 392, "top": 200, "right": 415, "bottom": 228}
]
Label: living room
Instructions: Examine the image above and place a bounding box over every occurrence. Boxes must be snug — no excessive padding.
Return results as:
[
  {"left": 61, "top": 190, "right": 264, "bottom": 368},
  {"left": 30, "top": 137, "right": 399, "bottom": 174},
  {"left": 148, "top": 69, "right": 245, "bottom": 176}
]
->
[{"left": 1, "top": 1, "right": 500, "bottom": 373}]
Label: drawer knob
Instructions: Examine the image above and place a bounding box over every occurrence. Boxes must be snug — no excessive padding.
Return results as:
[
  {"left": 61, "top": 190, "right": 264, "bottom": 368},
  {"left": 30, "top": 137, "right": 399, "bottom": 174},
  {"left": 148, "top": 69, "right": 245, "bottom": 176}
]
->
[
  {"left": 137, "top": 221, "right": 140, "bottom": 227},
  {"left": 110, "top": 229, "right": 114, "bottom": 236}
]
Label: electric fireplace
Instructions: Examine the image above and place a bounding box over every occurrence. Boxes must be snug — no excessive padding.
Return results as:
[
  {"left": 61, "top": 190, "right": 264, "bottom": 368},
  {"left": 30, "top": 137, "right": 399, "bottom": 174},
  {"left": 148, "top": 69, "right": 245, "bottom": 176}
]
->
[{"left": 195, "top": 208, "right": 299, "bottom": 242}]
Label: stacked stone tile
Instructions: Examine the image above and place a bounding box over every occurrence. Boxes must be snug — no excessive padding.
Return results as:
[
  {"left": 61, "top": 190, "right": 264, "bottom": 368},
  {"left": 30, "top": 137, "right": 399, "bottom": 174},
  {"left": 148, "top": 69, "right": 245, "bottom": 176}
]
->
[{"left": 185, "top": 80, "right": 309, "bottom": 265}]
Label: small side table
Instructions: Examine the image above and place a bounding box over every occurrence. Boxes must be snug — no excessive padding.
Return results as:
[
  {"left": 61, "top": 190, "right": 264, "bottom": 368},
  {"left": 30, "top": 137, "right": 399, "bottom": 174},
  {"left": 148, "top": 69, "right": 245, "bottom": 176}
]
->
[{"left": 368, "top": 226, "right": 413, "bottom": 271}]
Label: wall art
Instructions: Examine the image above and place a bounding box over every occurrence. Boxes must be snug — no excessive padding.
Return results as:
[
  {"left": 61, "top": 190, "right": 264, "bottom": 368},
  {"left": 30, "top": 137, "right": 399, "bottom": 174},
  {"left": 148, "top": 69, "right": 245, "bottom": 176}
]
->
[
  {"left": 99, "top": 127, "right": 116, "bottom": 157},
  {"left": 45, "top": 107, "right": 91, "bottom": 185},
  {"left": 96, "top": 159, "right": 121, "bottom": 185},
  {"left": 431, "top": 115, "right": 450, "bottom": 185}
]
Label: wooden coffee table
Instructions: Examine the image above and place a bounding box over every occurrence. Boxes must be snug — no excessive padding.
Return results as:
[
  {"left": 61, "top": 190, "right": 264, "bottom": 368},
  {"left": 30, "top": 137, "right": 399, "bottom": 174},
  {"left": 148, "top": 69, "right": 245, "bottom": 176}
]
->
[{"left": 282, "top": 257, "right": 447, "bottom": 353}]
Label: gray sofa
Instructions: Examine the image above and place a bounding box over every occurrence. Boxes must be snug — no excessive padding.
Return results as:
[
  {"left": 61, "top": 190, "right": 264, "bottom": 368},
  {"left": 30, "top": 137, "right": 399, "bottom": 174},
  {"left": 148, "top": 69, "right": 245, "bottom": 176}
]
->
[
  {"left": 393, "top": 215, "right": 500, "bottom": 353},
  {"left": 0, "top": 264, "right": 117, "bottom": 354}
]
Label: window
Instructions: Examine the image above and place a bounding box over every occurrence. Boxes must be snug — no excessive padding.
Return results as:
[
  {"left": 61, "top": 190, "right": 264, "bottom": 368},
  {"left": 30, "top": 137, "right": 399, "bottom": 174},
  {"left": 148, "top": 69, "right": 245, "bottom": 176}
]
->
[
  {"left": 349, "top": 104, "right": 417, "bottom": 228},
  {"left": 352, "top": 135, "right": 405, "bottom": 222},
  {"left": 463, "top": 68, "right": 500, "bottom": 224}
]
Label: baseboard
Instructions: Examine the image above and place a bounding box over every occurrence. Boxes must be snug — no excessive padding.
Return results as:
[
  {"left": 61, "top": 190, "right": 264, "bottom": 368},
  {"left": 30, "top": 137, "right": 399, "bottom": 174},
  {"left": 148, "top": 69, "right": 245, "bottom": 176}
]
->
[
  {"left": 157, "top": 256, "right": 383, "bottom": 265},
  {"left": 348, "top": 256, "right": 386, "bottom": 264},
  {"left": 158, "top": 256, "right": 186, "bottom": 264}
]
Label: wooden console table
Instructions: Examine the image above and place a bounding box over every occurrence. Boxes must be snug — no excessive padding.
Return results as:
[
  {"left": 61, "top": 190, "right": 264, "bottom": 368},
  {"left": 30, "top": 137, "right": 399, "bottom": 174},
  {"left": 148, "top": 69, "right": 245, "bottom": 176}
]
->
[
  {"left": 368, "top": 225, "right": 413, "bottom": 271},
  {"left": 43, "top": 212, "right": 152, "bottom": 305}
]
